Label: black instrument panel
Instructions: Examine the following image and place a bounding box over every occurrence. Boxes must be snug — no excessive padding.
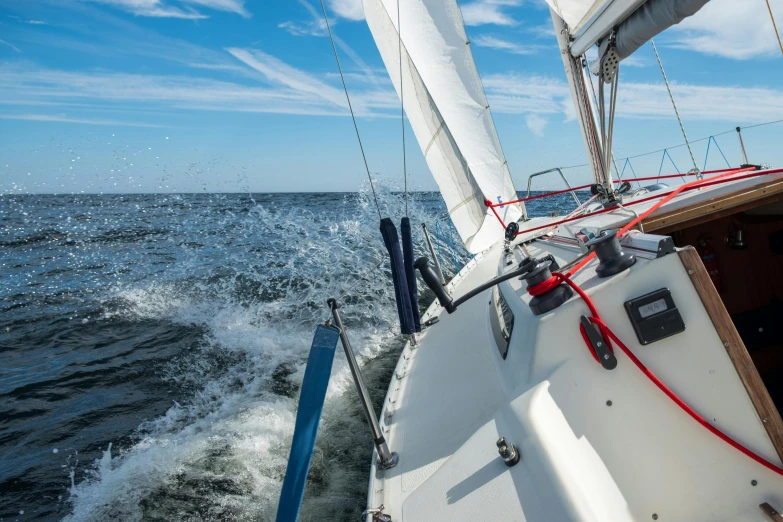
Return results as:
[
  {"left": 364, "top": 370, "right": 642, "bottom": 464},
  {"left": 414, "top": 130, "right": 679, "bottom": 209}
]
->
[{"left": 624, "top": 288, "right": 685, "bottom": 345}]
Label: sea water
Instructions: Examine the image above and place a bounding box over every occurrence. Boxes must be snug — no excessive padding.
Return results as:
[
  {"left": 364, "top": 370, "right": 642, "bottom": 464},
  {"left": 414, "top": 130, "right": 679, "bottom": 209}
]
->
[{"left": 0, "top": 190, "right": 578, "bottom": 521}]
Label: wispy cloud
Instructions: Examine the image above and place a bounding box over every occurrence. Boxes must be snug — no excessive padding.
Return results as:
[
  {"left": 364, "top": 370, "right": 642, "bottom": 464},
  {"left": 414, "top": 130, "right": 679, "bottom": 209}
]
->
[
  {"left": 277, "top": 0, "right": 381, "bottom": 84},
  {"left": 482, "top": 73, "right": 783, "bottom": 123},
  {"left": 227, "top": 48, "right": 351, "bottom": 109},
  {"left": 179, "top": 0, "right": 249, "bottom": 18},
  {"left": 0, "top": 56, "right": 396, "bottom": 119},
  {"left": 471, "top": 35, "right": 546, "bottom": 55},
  {"left": 278, "top": 0, "right": 327, "bottom": 36},
  {"left": 666, "top": 0, "right": 782, "bottom": 59},
  {"left": 0, "top": 39, "right": 22, "bottom": 53},
  {"left": 0, "top": 113, "right": 164, "bottom": 127},
  {"left": 460, "top": 0, "right": 522, "bottom": 26},
  {"left": 82, "top": 0, "right": 249, "bottom": 19},
  {"left": 328, "top": 0, "right": 364, "bottom": 21},
  {"left": 525, "top": 114, "right": 547, "bottom": 136},
  {"left": 27, "top": 20, "right": 47, "bottom": 25}
]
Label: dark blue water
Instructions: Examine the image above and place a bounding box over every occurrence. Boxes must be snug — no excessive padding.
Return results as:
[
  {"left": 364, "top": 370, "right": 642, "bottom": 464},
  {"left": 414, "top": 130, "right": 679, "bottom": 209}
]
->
[{"left": 0, "top": 190, "right": 577, "bottom": 521}]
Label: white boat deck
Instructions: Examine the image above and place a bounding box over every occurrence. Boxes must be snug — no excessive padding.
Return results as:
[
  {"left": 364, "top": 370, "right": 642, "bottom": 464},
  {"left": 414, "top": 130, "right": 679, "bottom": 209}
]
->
[{"left": 366, "top": 171, "right": 783, "bottom": 521}]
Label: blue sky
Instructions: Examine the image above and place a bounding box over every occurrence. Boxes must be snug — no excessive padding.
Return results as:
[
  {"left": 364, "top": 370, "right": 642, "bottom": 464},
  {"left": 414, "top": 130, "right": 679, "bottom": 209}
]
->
[{"left": 1, "top": 0, "right": 782, "bottom": 193}]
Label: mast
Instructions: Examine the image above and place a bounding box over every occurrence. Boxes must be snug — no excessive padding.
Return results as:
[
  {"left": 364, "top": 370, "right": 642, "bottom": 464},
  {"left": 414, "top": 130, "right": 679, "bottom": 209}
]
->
[{"left": 551, "top": 9, "right": 613, "bottom": 193}]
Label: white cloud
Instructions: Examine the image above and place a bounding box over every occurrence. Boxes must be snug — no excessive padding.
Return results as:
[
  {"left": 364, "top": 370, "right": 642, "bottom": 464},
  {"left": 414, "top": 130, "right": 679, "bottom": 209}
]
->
[
  {"left": 0, "top": 114, "right": 164, "bottom": 127},
  {"left": 481, "top": 73, "right": 783, "bottom": 123},
  {"left": 666, "top": 0, "right": 783, "bottom": 59},
  {"left": 179, "top": 0, "right": 250, "bottom": 18},
  {"left": 82, "top": 0, "right": 249, "bottom": 19},
  {"left": 460, "top": 0, "right": 522, "bottom": 26},
  {"left": 0, "top": 55, "right": 396, "bottom": 119},
  {"left": 471, "top": 35, "right": 547, "bottom": 55},
  {"left": 279, "top": 0, "right": 327, "bottom": 37},
  {"left": 227, "top": 48, "right": 351, "bottom": 110},
  {"left": 329, "top": 0, "right": 364, "bottom": 21},
  {"left": 27, "top": 20, "right": 47, "bottom": 25},
  {"left": 525, "top": 114, "right": 547, "bottom": 135},
  {"left": 0, "top": 39, "right": 22, "bottom": 53},
  {"left": 85, "top": 0, "right": 207, "bottom": 19}
]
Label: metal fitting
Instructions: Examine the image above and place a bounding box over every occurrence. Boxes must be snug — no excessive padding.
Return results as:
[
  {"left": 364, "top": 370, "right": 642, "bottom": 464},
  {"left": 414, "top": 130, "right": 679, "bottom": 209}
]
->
[{"left": 496, "top": 437, "right": 520, "bottom": 467}]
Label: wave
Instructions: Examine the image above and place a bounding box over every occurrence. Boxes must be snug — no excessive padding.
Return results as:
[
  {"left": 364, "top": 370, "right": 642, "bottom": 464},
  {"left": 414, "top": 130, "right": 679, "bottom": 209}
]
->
[{"left": 61, "top": 188, "right": 458, "bottom": 521}]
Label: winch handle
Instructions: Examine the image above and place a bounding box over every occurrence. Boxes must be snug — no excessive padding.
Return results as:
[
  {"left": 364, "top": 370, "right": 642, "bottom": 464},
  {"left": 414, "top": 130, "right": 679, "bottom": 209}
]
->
[{"left": 414, "top": 257, "right": 455, "bottom": 313}]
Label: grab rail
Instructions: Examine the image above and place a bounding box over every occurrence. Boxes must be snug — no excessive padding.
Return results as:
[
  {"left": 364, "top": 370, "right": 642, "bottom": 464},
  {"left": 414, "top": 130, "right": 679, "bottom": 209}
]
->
[{"left": 525, "top": 168, "right": 581, "bottom": 208}]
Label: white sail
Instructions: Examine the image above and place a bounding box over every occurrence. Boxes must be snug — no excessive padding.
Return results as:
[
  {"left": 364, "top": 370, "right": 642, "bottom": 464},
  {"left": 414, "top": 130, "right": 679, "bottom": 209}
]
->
[{"left": 362, "top": 0, "right": 523, "bottom": 254}]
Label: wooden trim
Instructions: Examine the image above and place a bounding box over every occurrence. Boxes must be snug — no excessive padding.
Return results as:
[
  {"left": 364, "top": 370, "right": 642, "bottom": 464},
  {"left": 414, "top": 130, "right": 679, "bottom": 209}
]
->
[
  {"left": 644, "top": 178, "right": 783, "bottom": 234},
  {"left": 761, "top": 503, "right": 783, "bottom": 521},
  {"left": 678, "top": 246, "right": 783, "bottom": 462}
]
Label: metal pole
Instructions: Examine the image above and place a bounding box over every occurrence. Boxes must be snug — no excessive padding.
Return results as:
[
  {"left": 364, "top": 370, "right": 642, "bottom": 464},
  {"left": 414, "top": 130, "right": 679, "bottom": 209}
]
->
[
  {"left": 327, "top": 298, "right": 398, "bottom": 470},
  {"left": 736, "top": 127, "right": 749, "bottom": 165},
  {"left": 421, "top": 223, "right": 446, "bottom": 285}
]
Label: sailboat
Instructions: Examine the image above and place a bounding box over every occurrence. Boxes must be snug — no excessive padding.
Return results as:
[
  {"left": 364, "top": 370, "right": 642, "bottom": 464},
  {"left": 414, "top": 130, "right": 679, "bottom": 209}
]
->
[{"left": 278, "top": 0, "right": 783, "bottom": 520}]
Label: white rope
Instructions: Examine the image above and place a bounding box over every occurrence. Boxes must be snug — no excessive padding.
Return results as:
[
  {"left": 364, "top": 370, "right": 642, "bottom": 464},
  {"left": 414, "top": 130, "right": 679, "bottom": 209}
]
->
[{"left": 651, "top": 39, "right": 700, "bottom": 176}]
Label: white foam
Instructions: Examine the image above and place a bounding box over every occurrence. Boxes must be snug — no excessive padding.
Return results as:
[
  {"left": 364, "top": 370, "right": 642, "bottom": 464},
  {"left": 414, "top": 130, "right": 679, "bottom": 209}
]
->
[{"left": 65, "top": 190, "right": 467, "bottom": 520}]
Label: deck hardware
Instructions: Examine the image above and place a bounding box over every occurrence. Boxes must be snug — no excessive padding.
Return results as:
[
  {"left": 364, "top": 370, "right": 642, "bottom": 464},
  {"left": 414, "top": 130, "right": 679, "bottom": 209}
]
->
[
  {"left": 521, "top": 259, "right": 574, "bottom": 316},
  {"left": 415, "top": 256, "right": 537, "bottom": 314},
  {"left": 421, "top": 223, "right": 446, "bottom": 285},
  {"left": 504, "top": 222, "right": 519, "bottom": 251},
  {"left": 652, "top": 515, "right": 658, "bottom": 520},
  {"left": 496, "top": 437, "right": 521, "bottom": 467},
  {"left": 760, "top": 502, "right": 783, "bottom": 521},
  {"left": 328, "top": 299, "right": 398, "bottom": 470},
  {"left": 423, "top": 316, "right": 439, "bottom": 327},
  {"left": 585, "top": 230, "right": 636, "bottom": 277},
  {"left": 606, "top": 400, "right": 613, "bottom": 407},
  {"left": 752, "top": 480, "right": 758, "bottom": 486},
  {"left": 362, "top": 505, "right": 392, "bottom": 522},
  {"left": 581, "top": 316, "right": 617, "bottom": 370},
  {"left": 736, "top": 127, "right": 750, "bottom": 166}
]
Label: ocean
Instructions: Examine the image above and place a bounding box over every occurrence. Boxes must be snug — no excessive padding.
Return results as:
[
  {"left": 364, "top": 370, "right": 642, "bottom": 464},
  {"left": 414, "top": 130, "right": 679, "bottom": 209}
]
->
[{"left": 0, "top": 190, "right": 578, "bottom": 521}]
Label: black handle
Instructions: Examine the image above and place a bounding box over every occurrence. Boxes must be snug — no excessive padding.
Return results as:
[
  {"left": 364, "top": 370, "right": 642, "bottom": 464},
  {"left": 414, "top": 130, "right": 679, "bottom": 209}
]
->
[{"left": 414, "top": 257, "right": 455, "bottom": 313}]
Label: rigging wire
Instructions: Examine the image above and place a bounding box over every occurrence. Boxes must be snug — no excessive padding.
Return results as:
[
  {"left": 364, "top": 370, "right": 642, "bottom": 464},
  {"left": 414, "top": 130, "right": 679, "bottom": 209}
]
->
[
  {"left": 558, "top": 119, "right": 783, "bottom": 171},
  {"left": 585, "top": 59, "right": 624, "bottom": 182},
  {"left": 396, "top": 0, "right": 409, "bottom": 217},
  {"left": 651, "top": 39, "right": 700, "bottom": 175},
  {"left": 318, "top": 0, "right": 382, "bottom": 220},
  {"left": 765, "top": 0, "right": 783, "bottom": 57}
]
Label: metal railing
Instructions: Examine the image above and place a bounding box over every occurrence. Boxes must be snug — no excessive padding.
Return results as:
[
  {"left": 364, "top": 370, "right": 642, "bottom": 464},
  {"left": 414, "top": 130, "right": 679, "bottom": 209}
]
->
[{"left": 525, "top": 167, "right": 581, "bottom": 208}]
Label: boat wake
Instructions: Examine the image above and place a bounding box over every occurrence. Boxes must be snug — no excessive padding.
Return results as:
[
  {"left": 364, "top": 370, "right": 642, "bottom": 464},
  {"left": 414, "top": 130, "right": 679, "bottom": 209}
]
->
[{"left": 56, "top": 190, "right": 460, "bottom": 521}]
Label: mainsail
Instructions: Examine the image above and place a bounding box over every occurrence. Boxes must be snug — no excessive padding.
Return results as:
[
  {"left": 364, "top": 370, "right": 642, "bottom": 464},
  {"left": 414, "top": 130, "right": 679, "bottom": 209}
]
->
[
  {"left": 362, "top": 0, "right": 523, "bottom": 254},
  {"left": 546, "top": 0, "right": 709, "bottom": 57}
]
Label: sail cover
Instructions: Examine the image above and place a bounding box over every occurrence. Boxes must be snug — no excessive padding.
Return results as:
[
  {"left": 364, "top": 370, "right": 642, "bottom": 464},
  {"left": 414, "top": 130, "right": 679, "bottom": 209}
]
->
[
  {"left": 362, "top": 0, "right": 522, "bottom": 254},
  {"left": 546, "top": 0, "right": 709, "bottom": 58}
]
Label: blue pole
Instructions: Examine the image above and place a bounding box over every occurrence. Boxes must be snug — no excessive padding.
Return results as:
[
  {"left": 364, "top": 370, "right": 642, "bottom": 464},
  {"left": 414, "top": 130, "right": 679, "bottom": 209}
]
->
[{"left": 275, "top": 325, "right": 340, "bottom": 522}]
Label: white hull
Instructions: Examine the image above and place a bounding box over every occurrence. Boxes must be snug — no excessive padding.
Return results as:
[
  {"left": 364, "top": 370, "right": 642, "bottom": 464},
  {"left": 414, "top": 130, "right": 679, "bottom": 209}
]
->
[{"left": 366, "top": 171, "right": 783, "bottom": 521}]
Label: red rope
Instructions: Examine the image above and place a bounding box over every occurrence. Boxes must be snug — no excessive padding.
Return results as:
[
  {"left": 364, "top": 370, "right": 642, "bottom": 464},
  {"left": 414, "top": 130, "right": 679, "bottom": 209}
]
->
[
  {"left": 526, "top": 276, "right": 560, "bottom": 297},
  {"left": 485, "top": 199, "right": 507, "bottom": 229},
  {"left": 563, "top": 166, "right": 763, "bottom": 277},
  {"left": 552, "top": 272, "right": 783, "bottom": 477}
]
